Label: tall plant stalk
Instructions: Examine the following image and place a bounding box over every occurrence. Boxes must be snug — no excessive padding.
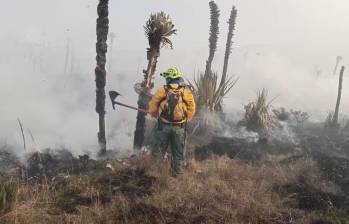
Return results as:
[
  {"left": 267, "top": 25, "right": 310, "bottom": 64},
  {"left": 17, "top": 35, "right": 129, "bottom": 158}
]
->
[
  {"left": 219, "top": 6, "right": 237, "bottom": 89},
  {"left": 205, "top": 1, "right": 220, "bottom": 76},
  {"left": 333, "top": 56, "right": 343, "bottom": 75},
  {"left": 95, "top": 0, "right": 109, "bottom": 155},
  {"left": 17, "top": 118, "right": 26, "bottom": 152},
  {"left": 133, "top": 12, "right": 176, "bottom": 150},
  {"left": 333, "top": 66, "right": 345, "bottom": 125},
  {"left": 191, "top": 2, "right": 239, "bottom": 113}
]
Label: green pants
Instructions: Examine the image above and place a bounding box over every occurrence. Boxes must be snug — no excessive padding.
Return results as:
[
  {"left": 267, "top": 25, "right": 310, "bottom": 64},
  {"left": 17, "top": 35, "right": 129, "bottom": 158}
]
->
[{"left": 152, "top": 123, "right": 185, "bottom": 174}]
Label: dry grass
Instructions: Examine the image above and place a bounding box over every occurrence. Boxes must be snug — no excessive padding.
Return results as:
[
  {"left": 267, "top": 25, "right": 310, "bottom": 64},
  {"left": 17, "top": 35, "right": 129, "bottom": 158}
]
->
[
  {"left": 0, "top": 154, "right": 348, "bottom": 224},
  {"left": 0, "top": 181, "right": 17, "bottom": 215}
]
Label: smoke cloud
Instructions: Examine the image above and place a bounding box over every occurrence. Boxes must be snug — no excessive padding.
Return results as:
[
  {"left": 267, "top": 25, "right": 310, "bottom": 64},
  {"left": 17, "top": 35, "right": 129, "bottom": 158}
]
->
[{"left": 1, "top": 0, "right": 349, "bottom": 153}]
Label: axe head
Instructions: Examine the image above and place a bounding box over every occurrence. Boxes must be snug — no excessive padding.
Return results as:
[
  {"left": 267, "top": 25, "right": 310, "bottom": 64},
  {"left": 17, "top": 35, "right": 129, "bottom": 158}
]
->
[{"left": 109, "top": 91, "right": 121, "bottom": 110}]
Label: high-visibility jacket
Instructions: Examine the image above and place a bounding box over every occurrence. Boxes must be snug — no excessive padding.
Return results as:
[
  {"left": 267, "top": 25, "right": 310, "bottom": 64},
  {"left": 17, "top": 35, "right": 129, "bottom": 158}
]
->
[{"left": 149, "top": 83, "right": 196, "bottom": 124}]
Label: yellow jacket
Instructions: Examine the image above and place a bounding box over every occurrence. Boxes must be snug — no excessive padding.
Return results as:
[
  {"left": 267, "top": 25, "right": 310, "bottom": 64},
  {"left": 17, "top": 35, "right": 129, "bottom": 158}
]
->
[{"left": 149, "top": 84, "right": 196, "bottom": 123}]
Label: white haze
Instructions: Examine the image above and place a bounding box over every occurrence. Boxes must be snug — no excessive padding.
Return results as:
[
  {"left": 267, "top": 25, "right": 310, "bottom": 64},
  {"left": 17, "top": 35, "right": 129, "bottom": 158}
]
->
[{"left": 1, "top": 0, "right": 349, "bottom": 153}]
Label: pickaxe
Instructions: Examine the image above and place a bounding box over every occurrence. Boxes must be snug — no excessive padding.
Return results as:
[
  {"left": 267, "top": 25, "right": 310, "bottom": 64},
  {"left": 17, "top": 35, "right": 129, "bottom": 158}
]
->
[{"left": 109, "top": 91, "right": 149, "bottom": 113}]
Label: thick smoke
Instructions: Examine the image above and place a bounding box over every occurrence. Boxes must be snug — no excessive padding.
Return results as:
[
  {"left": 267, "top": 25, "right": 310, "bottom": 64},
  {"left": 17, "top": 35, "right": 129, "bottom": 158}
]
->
[{"left": 1, "top": 0, "right": 349, "bottom": 154}]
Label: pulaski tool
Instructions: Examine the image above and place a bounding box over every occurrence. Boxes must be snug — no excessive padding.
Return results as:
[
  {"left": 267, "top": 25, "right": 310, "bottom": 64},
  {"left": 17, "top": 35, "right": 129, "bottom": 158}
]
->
[{"left": 109, "top": 91, "right": 149, "bottom": 113}]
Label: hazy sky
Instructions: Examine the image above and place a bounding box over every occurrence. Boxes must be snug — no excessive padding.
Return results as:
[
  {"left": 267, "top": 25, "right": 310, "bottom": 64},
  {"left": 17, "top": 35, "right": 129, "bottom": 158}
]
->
[{"left": 1, "top": 0, "right": 349, "bottom": 153}]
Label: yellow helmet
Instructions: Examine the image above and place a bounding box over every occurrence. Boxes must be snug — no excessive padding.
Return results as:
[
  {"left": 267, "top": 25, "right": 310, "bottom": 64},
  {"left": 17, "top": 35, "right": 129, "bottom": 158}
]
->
[{"left": 161, "top": 68, "right": 182, "bottom": 79}]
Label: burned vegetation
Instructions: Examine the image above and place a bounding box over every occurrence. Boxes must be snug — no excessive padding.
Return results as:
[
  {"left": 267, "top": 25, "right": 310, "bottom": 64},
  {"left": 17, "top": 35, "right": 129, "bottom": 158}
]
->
[
  {"left": 2, "top": 1, "right": 349, "bottom": 224},
  {"left": 2, "top": 141, "right": 349, "bottom": 223}
]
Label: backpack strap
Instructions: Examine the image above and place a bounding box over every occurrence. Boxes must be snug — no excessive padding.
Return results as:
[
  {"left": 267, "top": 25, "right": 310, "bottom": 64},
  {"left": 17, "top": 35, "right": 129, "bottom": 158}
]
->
[
  {"left": 158, "top": 85, "right": 169, "bottom": 107},
  {"left": 159, "top": 84, "right": 184, "bottom": 106}
]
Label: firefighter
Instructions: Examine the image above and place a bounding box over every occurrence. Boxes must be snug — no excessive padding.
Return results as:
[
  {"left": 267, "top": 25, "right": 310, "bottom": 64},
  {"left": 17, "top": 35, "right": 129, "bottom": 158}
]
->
[{"left": 149, "top": 68, "right": 196, "bottom": 175}]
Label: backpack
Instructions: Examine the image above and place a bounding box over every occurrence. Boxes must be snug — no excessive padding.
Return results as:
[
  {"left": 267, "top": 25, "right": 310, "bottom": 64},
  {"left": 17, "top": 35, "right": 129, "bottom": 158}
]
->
[{"left": 160, "top": 85, "right": 187, "bottom": 122}]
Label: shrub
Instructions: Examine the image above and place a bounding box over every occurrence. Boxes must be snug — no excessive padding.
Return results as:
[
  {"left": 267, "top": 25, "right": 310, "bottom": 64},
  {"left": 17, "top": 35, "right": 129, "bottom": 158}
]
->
[{"left": 244, "top": 89, "right": 275, "bottom": 132}]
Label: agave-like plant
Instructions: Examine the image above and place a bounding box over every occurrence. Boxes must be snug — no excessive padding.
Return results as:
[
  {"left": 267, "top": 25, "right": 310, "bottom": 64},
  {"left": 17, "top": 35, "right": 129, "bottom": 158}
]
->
[
  {"left": 244, "top": 89, "right": 275, "bottom": 132},
  {"left": 197, "top": 2, "right": 238, "bottom": 113},
  {"left": 189, "top": 71, "right": 238, "bottom": 112},
  {"left": 188, "top": 73, "right": 238, "bottom": 134},
  {"left": 134, "top": 12, "right": 176, "bottom": 150},
  {"left": 187, "top": 71, "right": 237, "bottom": 136}
]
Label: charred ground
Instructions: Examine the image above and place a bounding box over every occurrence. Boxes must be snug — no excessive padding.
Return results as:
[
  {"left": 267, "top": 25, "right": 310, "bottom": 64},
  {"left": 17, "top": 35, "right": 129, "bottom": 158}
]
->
[{"left": 1, "top": 115, "right": 349, "bottom": 223}]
